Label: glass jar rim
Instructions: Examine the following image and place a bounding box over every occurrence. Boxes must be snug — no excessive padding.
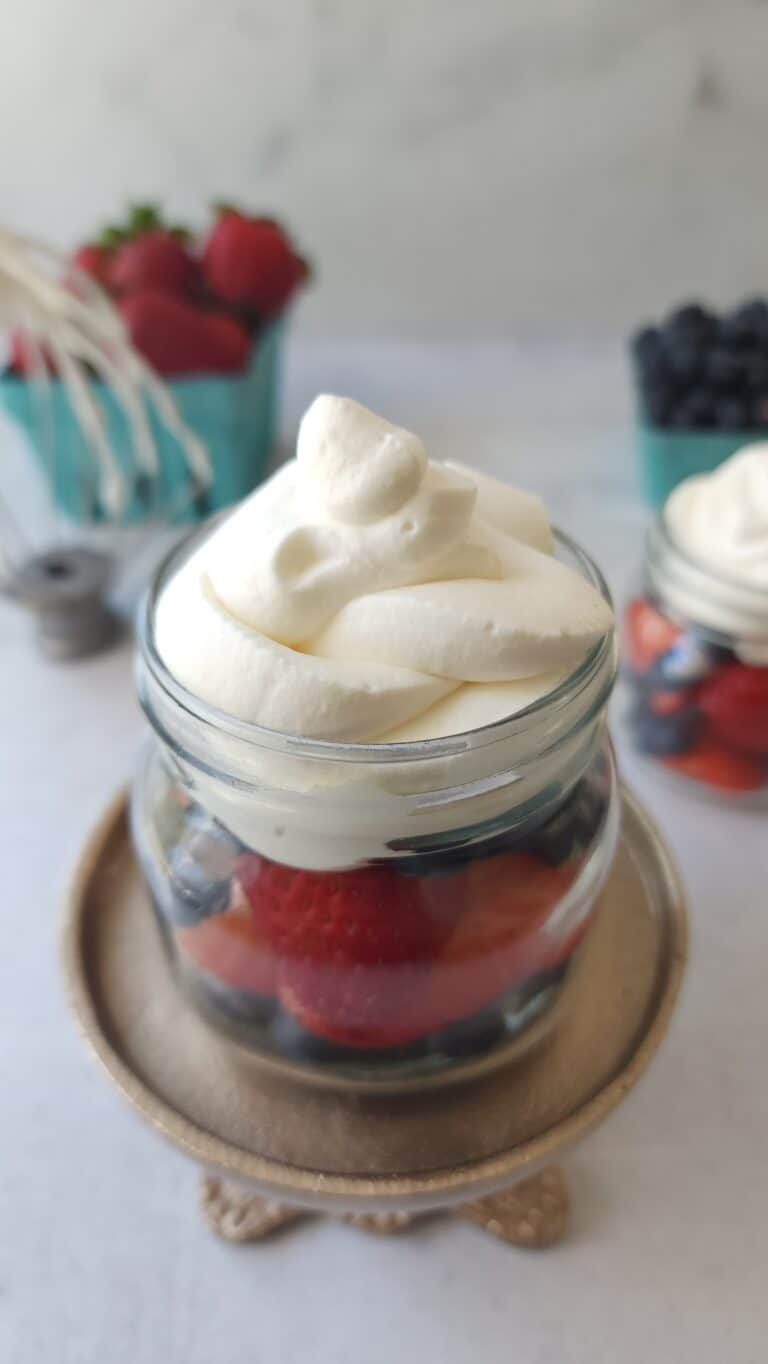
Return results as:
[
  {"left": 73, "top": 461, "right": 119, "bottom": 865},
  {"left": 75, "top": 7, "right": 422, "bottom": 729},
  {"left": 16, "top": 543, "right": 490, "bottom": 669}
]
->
[
  {"left": 648, "top": 512, "right": 768, "bottom": 642},
  {"left": 658, "top": 509, "right": 768, "bottom": 605},
  {"left": 137, "top": 522, "right": 616, "bottom": 767}
]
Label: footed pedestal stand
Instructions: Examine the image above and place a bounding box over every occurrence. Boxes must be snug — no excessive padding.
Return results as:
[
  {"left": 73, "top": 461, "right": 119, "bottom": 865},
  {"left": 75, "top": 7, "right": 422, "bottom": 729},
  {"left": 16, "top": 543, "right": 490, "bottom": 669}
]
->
[{"left": 63, "top": 787, "right": 686, "bottom": 1249}]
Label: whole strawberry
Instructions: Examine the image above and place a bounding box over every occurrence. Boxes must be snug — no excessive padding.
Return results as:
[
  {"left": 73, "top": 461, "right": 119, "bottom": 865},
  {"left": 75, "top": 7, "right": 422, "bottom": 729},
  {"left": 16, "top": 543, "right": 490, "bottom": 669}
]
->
[
  {"left": 119, "top": 290, "right": 250, "bottom": 376},
  {"left": 108, "top": 204, "right": 198, "bottom": 298},
  {"left": 202, "top": 207, "right": 307, "bottom": 318}
]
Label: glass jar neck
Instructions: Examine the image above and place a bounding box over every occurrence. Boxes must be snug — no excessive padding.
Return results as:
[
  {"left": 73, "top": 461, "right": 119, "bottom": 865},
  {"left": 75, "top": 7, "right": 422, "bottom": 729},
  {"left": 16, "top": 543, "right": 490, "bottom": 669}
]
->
[
  {"left": 135, "top": 527, "right": 617, "bottom": 865},
  {"left": 646, "top": 516, "right": 768, "bottom": 660}
]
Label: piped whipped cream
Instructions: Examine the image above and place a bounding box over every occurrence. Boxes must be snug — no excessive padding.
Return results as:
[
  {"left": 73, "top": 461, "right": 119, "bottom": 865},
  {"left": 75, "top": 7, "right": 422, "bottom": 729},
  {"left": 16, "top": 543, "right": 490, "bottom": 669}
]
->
[
  {"left": 665, "top": 442, "right": 768, "bottom": 588},
  {"left": 155, "top": 395, "right": 613, "bottom": 743}
]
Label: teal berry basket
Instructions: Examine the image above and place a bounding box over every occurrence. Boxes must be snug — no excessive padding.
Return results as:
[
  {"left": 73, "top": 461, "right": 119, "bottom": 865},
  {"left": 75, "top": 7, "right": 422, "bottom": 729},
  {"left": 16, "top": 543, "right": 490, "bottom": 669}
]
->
[
  {"left": 636, "top": 425, "right": 756, "bottom": 508},
  {"left": 0, "top": 318, "right": 283, "bottom": 525}
]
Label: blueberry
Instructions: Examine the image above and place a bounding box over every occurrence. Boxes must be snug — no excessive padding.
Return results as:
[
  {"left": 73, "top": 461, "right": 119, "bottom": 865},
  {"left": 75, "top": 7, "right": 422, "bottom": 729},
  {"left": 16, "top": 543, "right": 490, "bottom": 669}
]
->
[
  {"left": 195, "top": 974, "right": 277, "bottom": 1027},
  {"left": 269, "top": 1012, "right": 428, "bottom": 1066},
  {"left": 629, "top": 699, "right": 700, "bottom": 757},
  {"left": 669, "top": 389, "right": 716, "bottom": 429},
  {"left": 167, "top": 846, "right": 231, "bottom": 926},
  {"left": 718, "top": 299, "right": 768, "bottom": 349},
  {"left": 429, "top": 1007, "right": 505, "bottom": 1060},
  {"left": 715, "top": 396, "right": 750, "bottom": 430},
  {"left": 665, "top": 340, "right": 705, "bottom": 385},
  {"left": 665, "top": 302, "right": 716, "bottom": 341},
  {"left": 526, "top": 777, "right": 608, "bottom": 867},
  {"left": 631, "top": 326, "right": 662, "bottom": 368},
  {"left": 706, "top": 349, "right": 747, "bottom": 393},
  {"left": 165, "top": 808, "right": 243, "bottom": 926},
  {"left": 745, "top": 353, "right": 768, "bottom": 392}
]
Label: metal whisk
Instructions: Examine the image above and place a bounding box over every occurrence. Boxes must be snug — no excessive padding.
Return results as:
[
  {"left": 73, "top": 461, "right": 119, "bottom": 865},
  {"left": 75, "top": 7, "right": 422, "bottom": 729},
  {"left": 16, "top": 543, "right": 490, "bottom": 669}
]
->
[{"left": 0, "top": 225, "right": 212, "bottom": 658}]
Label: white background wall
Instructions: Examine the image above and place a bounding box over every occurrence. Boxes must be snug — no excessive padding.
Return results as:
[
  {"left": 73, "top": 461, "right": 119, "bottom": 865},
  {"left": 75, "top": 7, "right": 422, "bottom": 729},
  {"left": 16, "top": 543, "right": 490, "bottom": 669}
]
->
[{"left": 3, "top": 0, "right": 768, "bottom": 337}]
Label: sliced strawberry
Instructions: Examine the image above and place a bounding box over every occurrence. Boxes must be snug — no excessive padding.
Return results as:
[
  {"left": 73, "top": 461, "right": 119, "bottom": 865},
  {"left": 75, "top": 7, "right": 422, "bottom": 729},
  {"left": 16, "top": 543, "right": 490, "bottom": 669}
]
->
[
  {"left": 235, "top": 857, "right": 441, "bottom": 1048},
  {"left": 110, "top": 230, "right": 198, "bottom": 298},
  {"left": 698, "top": 662, "right": 768, "bottom": 756},
  {"left": 408, "top": 853, "right": 583, "bottom": 1033},
  {"left": 119, "top": 290, "right": 250, "bottom": 376},
  {"left": 176, "top": 910, "right": 276, "bottom": 994},
  {"left": 70, "top": 243, "right": 114, "bottom": 290},
  {"left": 624, "top": 598, "right": 681, "bottom": 674},
  {"left": 662, "top": 740, "right": 765, "bottom": 791},
  {"left": 202, "top": 209, "right": 307, "bottom": 317}
]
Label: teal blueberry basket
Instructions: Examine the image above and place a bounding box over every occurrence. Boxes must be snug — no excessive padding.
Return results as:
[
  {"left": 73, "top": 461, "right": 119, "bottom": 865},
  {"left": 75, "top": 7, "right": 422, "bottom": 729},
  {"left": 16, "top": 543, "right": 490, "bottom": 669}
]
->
[
  {"left": 636, "top": 425, "right": 754, "bottom": 508},
  {"left": 0, "top": 319, "right": 283, "bottom": 525}
]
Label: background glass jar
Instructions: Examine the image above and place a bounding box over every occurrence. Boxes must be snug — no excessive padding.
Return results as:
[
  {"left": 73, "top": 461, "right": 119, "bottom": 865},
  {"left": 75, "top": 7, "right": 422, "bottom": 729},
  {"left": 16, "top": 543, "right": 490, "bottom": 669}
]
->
[
  {"left": 132, "top": 528, "right": 619, "bottom": 1088},
  {"left": 624, "top": 515, "right": 768, "bottom": 799}
]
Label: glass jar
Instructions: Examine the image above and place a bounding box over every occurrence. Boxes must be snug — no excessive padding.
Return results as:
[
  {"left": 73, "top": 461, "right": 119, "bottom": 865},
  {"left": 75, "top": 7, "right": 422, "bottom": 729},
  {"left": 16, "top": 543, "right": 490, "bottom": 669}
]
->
[
  {"left": 624, "top": 515, "right": 768, "bottom": 799},
  {"left": 131, "top": 527, "right": 619, "bottom": 1088}
]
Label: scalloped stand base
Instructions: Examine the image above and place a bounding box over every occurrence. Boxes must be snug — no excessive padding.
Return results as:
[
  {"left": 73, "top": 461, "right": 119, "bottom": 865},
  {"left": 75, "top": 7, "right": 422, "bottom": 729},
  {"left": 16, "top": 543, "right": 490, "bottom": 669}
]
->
[{"left": 201, "top": 1166, "right": 569, "bottom": 1249}]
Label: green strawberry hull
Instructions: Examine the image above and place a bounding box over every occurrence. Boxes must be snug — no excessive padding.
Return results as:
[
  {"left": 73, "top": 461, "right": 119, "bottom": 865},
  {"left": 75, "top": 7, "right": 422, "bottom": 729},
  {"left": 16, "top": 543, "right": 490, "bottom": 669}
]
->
[{"left": 0, "top": 318, "right": 283, "bottom": 525}]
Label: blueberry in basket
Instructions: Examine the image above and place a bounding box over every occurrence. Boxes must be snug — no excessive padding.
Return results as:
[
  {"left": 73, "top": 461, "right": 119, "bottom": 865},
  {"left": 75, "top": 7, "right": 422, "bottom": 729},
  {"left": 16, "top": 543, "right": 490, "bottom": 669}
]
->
[{"left": 630, "top": 297, "right": 768, "bottom": 503}]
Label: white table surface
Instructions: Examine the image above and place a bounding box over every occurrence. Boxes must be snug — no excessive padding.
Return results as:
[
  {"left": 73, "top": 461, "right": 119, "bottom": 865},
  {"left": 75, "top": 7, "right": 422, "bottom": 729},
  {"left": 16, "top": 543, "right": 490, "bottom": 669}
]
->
[{"left": 2, "top": 341, "right": 767, "bottom": 1364}]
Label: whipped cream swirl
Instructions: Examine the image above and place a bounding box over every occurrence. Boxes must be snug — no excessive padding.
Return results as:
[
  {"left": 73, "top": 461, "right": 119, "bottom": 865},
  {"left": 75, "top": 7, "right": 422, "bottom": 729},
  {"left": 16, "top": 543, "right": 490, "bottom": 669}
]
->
[
  {"left": 155, "top": 396, "right": 613, "bottom": 742},
  {"left": 665, "top": 442, "right": 768, "bottom": 588}
]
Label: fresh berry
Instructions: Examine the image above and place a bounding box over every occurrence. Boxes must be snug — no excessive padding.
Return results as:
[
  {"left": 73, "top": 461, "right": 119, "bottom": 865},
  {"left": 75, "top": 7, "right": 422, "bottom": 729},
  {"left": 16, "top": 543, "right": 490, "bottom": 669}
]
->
[
  {"left": 665, "top": 302, "right": 716, "bottom": 342},
  {"left": 177, "top": 910, "right": 276, "bottom": 995},
  {"left": 110, "top": 229, "right": 198, "bottom": 297},
  {"left": 624, "top": 598, "right": 682, "bottom": 673},
  {"left": 410, "top": 853, "right": 583, "bottom": 1032},
  {"left": 427, "top": 1006, "right": 505, "bottom": 1060},
  {"left": 236, "top": 858, "right": 442, "bottom": 1047},
  {"left": 669, "top": 388, "right": 715, "bottom": 429},
  {"left": 202, "top": 207, "right": 307, "bottom": 317},
  {"left": 631, "top": 326, "right": 662, "bottom": 366},
  {"left": 666, "top": 341, "right": 705, "bottom": 386},
  {"left": 70, "top": 243, "right": 113, "bottom": 290},
  {"left": 719, "top": 299, "right": 768, "bottom": 349},
  {"left": 119, "top": 290, "right": 250, "bottom": 376},
  {"left": 526, "top": 776, "right": 608, "bottom": 866},
  {"left": 167, "top": 810, "right": 244, "bottom": 926},
  {"left": 630, "top": 697, "right": 701, "bottom": 757},
  {"left": 706, "top": 349, "right": 747, "bottom": 393},
  {"left": 698, "top": 663, "right": 768, "bottom": 755},
  {"left": 662, "top": 741, "right": 765, "bottom": 791},
  {"left": 715, "top": 396, "right": 750, "bottom": 429},
  {"left": 8, "top": 330, "right": 59, "bottom": 376}
]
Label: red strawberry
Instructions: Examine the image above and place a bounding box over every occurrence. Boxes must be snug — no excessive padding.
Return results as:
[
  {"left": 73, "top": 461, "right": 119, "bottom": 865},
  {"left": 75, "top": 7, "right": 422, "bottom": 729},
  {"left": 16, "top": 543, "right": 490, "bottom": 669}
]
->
[
  {"left": 70, "top": 243, "right": 113, "bottom": 290},
  {"left": 119, "top": 290, "right": 250, "bottom": 376},
  {"left": 177, "top": 910, "right": 276, "bottom": 995},
  {"left": 409, "top": 854, "right": 584, "bottom": 1033},
  {"left": 698, "top": 662, "right": 768, "bottom": 756},
  {"left": 624, "top": 598, "right": 681, "bottom": 673},
  {"left": 662, "top": 740, "right": 765, "bottom": 791},
  {"left": 235, "top": 857, "right": 441, "bottom": 1048},
  {"left": 8, "top": 330, "right": 55, "bottom": 377},
  {"left": 110, "top": 230, "right": 198, "bottom": 298},
  {"left": 202, "top": 208, "right": 307, "bottom": 317}
]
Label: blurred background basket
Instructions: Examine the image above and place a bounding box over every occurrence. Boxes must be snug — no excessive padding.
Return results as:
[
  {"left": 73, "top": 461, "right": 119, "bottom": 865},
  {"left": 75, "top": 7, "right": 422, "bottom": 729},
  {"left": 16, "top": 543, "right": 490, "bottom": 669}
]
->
[
  {"left": 635, "top": 425, "right": 751, "bottom": 508},
  {"left": 0, "top": 319, "right": 283, "bottom": 526}
]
